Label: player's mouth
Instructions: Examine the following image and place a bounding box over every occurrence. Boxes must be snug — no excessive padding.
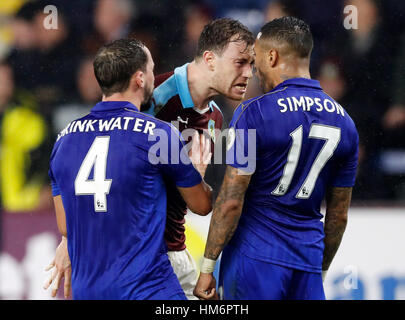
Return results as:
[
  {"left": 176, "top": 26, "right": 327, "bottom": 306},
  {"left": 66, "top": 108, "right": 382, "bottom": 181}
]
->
[{"left": 233, "top": 83, "right": 248, "bottom": 94}]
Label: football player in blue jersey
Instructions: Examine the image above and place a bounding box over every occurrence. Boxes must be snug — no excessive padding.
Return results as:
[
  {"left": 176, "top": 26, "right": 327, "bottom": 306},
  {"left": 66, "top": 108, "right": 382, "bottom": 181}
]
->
[
  {"left": 47, "top": 38, "right": 212, "bottom": 299},
  {"left": 194, "top": 17, "right": 359, "bottom": 300}
]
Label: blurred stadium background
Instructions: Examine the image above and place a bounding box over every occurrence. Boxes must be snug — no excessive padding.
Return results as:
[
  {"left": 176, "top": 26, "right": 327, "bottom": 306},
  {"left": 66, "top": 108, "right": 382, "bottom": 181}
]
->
[{"left": 0, "top": 0, "right": 405, "bottom": 300}]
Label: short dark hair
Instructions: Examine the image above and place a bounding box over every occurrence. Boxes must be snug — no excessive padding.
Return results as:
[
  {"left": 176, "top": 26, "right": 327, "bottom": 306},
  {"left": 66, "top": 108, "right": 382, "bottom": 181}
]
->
[
  {"left": 196, "top": 18, "right": 254, "bottom": 57},
  {"left": 93, "top": 38, "right": 148, "bottom": 97},
  {"left": 260, "top": 16, "right": 313, "bottom": 58}
]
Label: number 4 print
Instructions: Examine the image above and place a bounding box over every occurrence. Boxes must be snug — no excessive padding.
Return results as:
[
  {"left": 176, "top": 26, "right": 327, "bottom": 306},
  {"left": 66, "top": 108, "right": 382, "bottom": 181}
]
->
[
  {"left": 75, "top": 136, "right": 112, "bottom": 212},
  {"left": 272, "top": 124, "right": 341, "bottom": 199}
]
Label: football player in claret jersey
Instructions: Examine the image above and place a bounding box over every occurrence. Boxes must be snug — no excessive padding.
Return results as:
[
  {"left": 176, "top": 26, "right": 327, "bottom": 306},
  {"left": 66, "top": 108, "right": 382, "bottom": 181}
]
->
[
  {"left": 194, "top": 17, "right": 359, "bottom": 300},
  {"left": 47, "top": 39, "right": 212, "bottom": 299},
  {"left": 143, "top": 18, "right": 255, "bottom": 299}
]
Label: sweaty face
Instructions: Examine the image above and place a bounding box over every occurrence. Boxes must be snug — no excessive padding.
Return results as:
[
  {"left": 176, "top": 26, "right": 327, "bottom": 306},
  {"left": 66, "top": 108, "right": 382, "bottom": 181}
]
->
[{"left": 212, "top": 40, "right": 255, "bottom": 101}]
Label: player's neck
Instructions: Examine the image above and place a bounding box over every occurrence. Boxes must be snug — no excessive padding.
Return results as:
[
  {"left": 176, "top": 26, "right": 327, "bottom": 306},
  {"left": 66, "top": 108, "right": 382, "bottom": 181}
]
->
[
  {"left": 102, "top": 92, "right": 141, "bottom": 110},
  {"left": 273, "top": 63, "right": 311, "bottom": 88},
  {"left": 187, "top": 60, "right": 218, "bottom": 110},
  {"left": 279, "top": 72, "right": 311, "bottom": 82}
]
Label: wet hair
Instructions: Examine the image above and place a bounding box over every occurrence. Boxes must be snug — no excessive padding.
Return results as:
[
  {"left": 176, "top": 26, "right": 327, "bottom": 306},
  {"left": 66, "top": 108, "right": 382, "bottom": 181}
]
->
[
  {"left": 259, "top": 16, "right": 313, "bottom": 58},
  {"left": 93, "top": 38, "right": 147, "bottom": 97},
  {"left": 196, "top": 18, "right": 254, "bottom": 57}
]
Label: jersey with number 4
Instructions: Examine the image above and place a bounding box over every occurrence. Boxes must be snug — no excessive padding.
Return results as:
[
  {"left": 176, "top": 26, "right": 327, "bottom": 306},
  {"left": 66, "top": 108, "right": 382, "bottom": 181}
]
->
[
  {"left": 49, "top": 101, "right": 201, "bottom": 299},
  {"left": 226, "top": 78, "right": 359, "bottom": 272}
]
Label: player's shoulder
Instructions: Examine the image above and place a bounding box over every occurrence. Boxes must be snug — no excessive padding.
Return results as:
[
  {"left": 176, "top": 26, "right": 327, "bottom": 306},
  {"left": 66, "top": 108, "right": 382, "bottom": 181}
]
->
[
  {"left": 54, "top": 113, "right": 91, "bottom": 143},
  {"left": 339, "top": 109, "right": 358, "bottom": 138},
  {"left": 232, "top": 88, "right": 288, "bottom": 125},
  {"left": 242, "top": 87, "right": 289, "bottom": 111},
  {"left": 155, "top": 71, "right": 175, "bottom": 87},
  {"left": 51, "top": 113, "right": 92, "bottom": 162},
  {"left": 123, "top": 107, "right": 176, "bottom": 132},
  {"left": 152, "top": 70, "right": 179, "bottom": 114},
  {"left": 321, "top": 92, "right": 358, "bottom": 131}
]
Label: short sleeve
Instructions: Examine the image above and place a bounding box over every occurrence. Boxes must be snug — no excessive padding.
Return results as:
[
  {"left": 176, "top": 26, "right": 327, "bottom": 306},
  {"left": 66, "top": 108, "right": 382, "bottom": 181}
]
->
[
  {"left": 225, "top": 104, "right": 257, "bottom": 174},
  {"left": 331, "top": 129, "right": 359, "bottom": 187},
  {"left": 49, "top": 142, "right": 61, "bottom": 196},
  {"left": 158, "top": 125, "right": 202, "bottom": 188},
  {"left": 49, "top": 167, "right": 60, "bottom": 196}
]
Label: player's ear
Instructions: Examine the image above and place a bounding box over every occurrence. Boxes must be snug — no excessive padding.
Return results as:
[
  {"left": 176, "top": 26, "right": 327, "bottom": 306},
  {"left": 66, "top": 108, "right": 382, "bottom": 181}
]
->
[
  {"left": 202, "top": 50, "right": 216, "bottom": 71},
  {"left": 132, "top": 70, "right": 145, "bottom": 89},
  {"left": 268, "top": 49, "right": 278, "bottom": 68}
]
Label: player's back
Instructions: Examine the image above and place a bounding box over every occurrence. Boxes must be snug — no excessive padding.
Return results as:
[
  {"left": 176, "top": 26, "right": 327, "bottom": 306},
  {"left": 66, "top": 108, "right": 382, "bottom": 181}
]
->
[
  {"left": 49, "top": 101, "right": 186, "bottom": 299},
  {"left": 228, "top": 78, "right": 358, "bottom": 272}
]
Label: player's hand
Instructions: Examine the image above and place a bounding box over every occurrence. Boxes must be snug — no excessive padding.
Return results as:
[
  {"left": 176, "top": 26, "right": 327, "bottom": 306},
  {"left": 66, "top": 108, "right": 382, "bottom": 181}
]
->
[
  {"left": 193, "top": 272, "right": 218, "bottom": 300},
  {"left": 189, "top": 131, "right": 212, "bottom": 177},
  {"left": 43, "top": 236, "right": 72, "bottom": 298}
]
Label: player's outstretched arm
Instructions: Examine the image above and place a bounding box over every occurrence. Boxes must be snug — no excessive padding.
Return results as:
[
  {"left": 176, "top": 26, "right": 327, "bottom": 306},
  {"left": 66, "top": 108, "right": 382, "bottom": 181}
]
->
[
  {"left": 43, "top": 196, "right": 72, "bottom": 298},
  {"left": 322, "top": 186, "right": 352, "bottom": 280},
  {"left": 178, "top": 181, "right": 212, "bottom": 216},
  {"left": 194, "top": 165, "right": 251, "bottom": 299},
  {"left": 204, "top": 166, "right": 251, "bottom": 260}
]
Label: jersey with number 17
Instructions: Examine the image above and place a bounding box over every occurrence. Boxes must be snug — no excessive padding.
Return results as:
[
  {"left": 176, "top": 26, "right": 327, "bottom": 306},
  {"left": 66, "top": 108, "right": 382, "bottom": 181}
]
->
[
  {"left": 226, "top": 78, "right": 359, "bottom": 273},
  {"left": 49, "top": 101, "right": 201, "bottom": 299}
]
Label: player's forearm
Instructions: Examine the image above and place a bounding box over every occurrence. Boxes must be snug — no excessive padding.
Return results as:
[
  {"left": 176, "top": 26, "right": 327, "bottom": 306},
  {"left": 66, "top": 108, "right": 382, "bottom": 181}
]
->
[
  {"left": 204, "top": 198, "right": 244, "bottom": 260},
  {"left": 197, "top": 180, "right": 213, "bottom": 215},
  {"left": 322, "top": 212, "right": 347, "bottom": 271},
  {"left": 322, "top": 187, "right": 352, "bottom": 271},
  {"left": 203, "top": 166, "right": 251, "bottom": 260},
  {"left": 53, "top": 195, "right": 68, "bottom": 237}
]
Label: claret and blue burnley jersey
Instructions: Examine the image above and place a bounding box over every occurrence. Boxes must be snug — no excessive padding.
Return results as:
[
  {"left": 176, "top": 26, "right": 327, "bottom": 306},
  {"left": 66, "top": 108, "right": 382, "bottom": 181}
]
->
[
  {"left": 49, "top": 101, "right": 201, "bottom": 299},
  {"left": 226, "top": 78, "right": 359, "bottom": 273},
  {"left": 145, "top": 63, "right": 223, "bottom": 251}
]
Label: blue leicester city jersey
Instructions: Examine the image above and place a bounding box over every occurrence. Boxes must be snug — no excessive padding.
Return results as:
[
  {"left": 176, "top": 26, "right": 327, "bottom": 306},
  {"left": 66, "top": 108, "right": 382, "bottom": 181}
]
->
[
  {"left": 49, "top": 101, "right": 201, "bottom": 299},
  {"left": 226, "top": 78, "right": 359, "bottom": 273}
]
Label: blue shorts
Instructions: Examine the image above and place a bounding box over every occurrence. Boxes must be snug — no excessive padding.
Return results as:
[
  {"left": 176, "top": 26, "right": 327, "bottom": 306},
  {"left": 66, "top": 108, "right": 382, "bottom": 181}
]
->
[
  {"left": 141, "top": 286, "right": 187, "bottom": 300},
  {"left": 165, "top": 293, "right": 187, "bottom": 300},
  {"left": 131, "top": 272, "right": 187, "bottom": 300},
  {"left": 73, "top": 267, "right": 187, "bottom": 300},
  {"left": 218, "top": 244, "right": 325, "bottom": 300}
]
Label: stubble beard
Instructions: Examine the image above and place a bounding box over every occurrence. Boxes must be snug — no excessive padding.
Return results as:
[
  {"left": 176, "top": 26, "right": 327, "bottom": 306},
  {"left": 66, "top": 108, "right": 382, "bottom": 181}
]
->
[{"left": 140, "top": 83, "right": 153, "bottom": 111}]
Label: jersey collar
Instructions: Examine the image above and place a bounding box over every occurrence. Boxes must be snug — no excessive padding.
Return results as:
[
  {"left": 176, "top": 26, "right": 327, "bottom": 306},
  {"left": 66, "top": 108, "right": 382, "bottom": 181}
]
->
[
  {"left": 91, "top": 101, "right": 138, "bottom": 112},
  {"left": 174, "top": 63, "right": 194, "bottom": 109},
  {"left": 272, "top": 78, "right": 322, "bottom": 91}
]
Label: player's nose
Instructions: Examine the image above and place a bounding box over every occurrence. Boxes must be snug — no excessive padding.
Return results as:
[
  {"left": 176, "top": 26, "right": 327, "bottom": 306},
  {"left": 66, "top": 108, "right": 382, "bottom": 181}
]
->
[{"left": 243, "top": 64, "right": 254, "bottom": 79}]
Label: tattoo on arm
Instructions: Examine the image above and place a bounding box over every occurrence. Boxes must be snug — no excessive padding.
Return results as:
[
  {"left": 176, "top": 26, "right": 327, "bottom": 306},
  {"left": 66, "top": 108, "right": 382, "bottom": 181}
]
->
[
  {"left": 322, "top": 187, "right": 352, "bottom": 271},
  {"left": 204, "top": 166, "right": 251, "bottom": 260}
]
